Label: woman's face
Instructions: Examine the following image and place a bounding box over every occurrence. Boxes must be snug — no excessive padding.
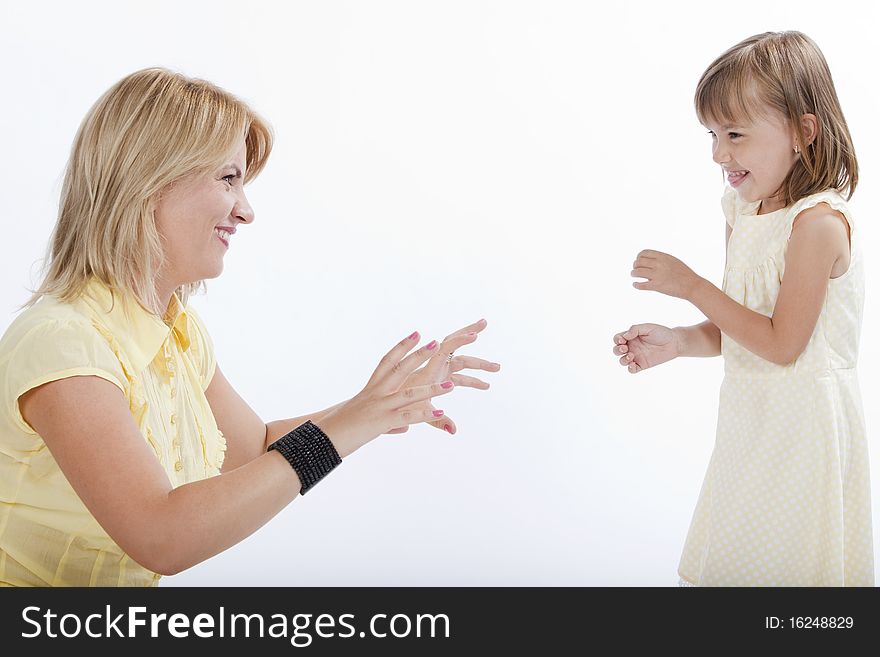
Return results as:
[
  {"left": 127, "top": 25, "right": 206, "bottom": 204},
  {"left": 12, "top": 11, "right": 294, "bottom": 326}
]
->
[{"left": 153, "top": 142, "right": 253, "bottom": 292}]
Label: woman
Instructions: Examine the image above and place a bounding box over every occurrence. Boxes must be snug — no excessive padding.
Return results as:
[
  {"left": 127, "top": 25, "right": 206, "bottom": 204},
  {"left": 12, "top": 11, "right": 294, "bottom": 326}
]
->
[{"left": 0, "top": 68, "right": 499, "bottom": 586}]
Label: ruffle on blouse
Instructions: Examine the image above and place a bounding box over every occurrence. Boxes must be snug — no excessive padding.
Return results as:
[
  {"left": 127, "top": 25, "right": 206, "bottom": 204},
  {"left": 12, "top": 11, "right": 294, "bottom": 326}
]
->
[{"left": 91, "top": 320, "right": 150, "bottom": 430}]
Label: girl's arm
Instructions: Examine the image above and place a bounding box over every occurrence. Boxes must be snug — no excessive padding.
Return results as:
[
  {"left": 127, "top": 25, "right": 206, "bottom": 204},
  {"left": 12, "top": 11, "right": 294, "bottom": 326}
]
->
[
  {"left": 613, "top": 224, "right": 728, "bottom": 372},
  {"left": 633, "top": 204, "right": 850, "bottom": 365},
  {"left": 671, "top": 222, "right": 729, "bottom": 359},
  {"left": 673, "top": 320, "right": 721, "bottom": 357}
]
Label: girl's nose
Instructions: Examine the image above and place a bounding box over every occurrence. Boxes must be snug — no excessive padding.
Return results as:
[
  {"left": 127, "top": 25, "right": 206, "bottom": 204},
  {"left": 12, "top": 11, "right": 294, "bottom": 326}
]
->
[{"left": 712, "top": 142, "right": 731, "bottom": 165}]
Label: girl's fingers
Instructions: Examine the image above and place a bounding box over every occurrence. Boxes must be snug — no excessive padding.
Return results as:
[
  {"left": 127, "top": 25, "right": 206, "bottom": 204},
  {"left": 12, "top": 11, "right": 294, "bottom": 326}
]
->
[
  {"left": 628, "top": 361, "right": 643, "bottom": 373},
  {"left": 449, "top": 355, "right": 501, "bottom": 373},
  {"left": 612, "top": 344, "right": 628, "bottom": 356},
  {"left": 450, "top": 373, "right": 490, "bottom": 389},
  {"left": 369, "top": 331, "right": 422, "bottom": 384},
  {"left": 619, "top": 353, "right": 635, "bottom": 366},
  {"left": 390, "top": 380, "right": 455, "bottom": 408},
  {"left": 622, "top": 324, "right": 651, "bottom": 340},
  {"left": 631, "top": 267, "right": 652, "bottom": 279}
]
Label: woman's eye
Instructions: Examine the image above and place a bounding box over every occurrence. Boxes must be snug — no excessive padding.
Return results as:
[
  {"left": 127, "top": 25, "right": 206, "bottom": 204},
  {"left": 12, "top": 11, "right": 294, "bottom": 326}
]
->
[
  {"left": 728, "top": 132, "right": 742, "bottom": 139},
  {"left": 222, "top": 174, "right": 236, "bottom": 185}
]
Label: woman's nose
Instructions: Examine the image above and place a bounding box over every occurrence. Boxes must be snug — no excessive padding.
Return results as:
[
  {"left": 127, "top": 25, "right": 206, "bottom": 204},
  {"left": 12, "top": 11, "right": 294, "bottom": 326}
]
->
[{"left": 234, "top": 193, "right": 255, "bottom": 224}]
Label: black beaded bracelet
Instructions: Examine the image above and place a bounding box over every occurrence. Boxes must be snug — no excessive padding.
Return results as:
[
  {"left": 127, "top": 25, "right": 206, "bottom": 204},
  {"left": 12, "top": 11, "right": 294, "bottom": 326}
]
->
[{"left": 268, "top": 421, "right": 342, "bottom": 494}]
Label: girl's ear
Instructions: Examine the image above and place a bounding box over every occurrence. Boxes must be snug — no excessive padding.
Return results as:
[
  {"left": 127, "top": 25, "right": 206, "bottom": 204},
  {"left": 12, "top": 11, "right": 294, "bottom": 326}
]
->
[{"left": 799, "top": 113, "right": 819, "bottom": 147}]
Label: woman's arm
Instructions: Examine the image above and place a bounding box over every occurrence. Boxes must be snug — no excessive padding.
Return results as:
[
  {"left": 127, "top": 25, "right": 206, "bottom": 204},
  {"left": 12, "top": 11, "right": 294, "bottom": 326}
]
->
[
  {"left": 210, "top": 319, "right": 498, "bottom": 470},
  {"left": 633, "top": 205, "right": 850, "bottom": 365},
  {"left": 19, "top": 335, "right": 451, "bottom": 576},
  {"left": 205, "top": 365, "right": 343, "bottom": 472}
]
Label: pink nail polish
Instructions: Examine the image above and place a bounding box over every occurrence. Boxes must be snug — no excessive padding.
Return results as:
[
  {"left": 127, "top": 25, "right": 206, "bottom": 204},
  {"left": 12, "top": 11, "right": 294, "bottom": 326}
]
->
[
  {"left": 444, "top": 424, "right": 453, "bottom": 434},
  {"left": 433, "top": 409, "right": 444, "bottom": 417},
  {"left": 426, "top": 340, "right": 438, "bottom": 350},
  {"left": 441, "top": 380, "right": 454, "bottom": 389},
  {"left": 408, "top": 331, "right": 419, "bottom": 340}
]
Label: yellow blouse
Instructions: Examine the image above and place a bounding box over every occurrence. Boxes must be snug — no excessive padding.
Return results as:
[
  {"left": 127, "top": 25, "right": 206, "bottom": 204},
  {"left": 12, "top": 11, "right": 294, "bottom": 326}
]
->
[{"left": 0, "top": 277, "right": 224, "bottom": 586}]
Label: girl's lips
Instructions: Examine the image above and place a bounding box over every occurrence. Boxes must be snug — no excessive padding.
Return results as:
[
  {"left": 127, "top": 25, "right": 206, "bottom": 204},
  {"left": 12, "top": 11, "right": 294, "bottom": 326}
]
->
[
  {"left": 728, "top": 170, "right": 749, "bottom": 187},
  {"left": 215, "top": 232, "right": 229, "bottom": 248}
]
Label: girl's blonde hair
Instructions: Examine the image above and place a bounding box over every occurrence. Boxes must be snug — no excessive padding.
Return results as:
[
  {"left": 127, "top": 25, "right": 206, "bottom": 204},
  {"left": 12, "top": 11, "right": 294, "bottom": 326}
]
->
[
  {"left": 23, "top": 67, "right": 273, "bottom": 316},
  {"left": 695, "top": 31, "right": 857, "bottom": 205}
]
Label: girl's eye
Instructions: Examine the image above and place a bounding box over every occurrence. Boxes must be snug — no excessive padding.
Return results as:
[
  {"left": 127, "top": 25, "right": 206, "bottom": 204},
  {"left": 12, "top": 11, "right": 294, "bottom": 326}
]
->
[
  {"left": 728, "top": 132, "right": 742, "bottom": 139},
  {"left": 222, "top": 174, "right": 237, "bottom": 185}
]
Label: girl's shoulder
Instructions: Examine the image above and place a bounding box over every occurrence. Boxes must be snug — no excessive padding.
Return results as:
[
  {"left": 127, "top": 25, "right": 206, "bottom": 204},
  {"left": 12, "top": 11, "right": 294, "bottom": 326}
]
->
[
  {"left": 787, "top": 189, "right": 851, "bottom": 221},
  {"left": 721, "top": 186, "right": 852, "bottom": 229},
  {"left": 721, "top": 186, "right": 762, "bottom": 228}
]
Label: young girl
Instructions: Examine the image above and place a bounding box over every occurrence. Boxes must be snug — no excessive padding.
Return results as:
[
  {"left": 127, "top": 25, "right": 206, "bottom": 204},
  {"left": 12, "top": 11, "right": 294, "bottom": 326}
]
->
[{"left": 612, "top": 31, "right": 873, "bottom": 586}]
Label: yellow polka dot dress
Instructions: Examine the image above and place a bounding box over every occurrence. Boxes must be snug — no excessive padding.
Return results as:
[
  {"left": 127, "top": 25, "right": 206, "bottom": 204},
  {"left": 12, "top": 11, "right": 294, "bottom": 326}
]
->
[{"left": 678, "top": 187, "right": 874, "bottom": 586}]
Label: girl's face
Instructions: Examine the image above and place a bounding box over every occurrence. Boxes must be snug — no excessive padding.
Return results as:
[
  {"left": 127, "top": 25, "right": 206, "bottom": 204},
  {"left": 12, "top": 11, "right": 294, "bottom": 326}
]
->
[
  {"left": 704, "top": 109, "right": 798, "bottom": 214},
  {"left": 153, "top": 142, "right": 253, "bottom": 293}
]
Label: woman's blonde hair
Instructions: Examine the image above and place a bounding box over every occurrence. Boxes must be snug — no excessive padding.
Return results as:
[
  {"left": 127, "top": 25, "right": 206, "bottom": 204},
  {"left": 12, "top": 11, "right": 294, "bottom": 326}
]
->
[
  {"left": 695, "top": 31, "right": 857, "bottom": 205},
  {"left": 23, "top": 67, "right": 273, "bottom": 316}
]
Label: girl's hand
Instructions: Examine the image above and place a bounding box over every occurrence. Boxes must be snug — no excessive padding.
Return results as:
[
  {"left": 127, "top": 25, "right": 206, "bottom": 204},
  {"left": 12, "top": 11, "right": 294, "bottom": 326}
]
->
[
  {"left": 631, "top": 250, "right": 703, "bottom": 299},
  {"left": 612, "top": 324, "right": 681, "bottom": 374},
  {"left": 393, "top": 319, "right": 501, "bottom": 435},
  {"left": 317, "top": 332, "right": 457, "bottom": 457}
]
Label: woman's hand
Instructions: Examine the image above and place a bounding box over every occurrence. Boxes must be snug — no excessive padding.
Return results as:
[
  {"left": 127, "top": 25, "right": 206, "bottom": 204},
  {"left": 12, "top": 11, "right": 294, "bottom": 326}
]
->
[
  {"left": 631, "top": 250, "right": 703, "bottom": 299},
  {"left": 392, "top": 318, "right": 501, "bottom": 435},
  {"left": 317, "top": 332, "right": 458, "bottom": 457},
  {"left": 612, "top": 324, "right": 681, "bottom": 374}
]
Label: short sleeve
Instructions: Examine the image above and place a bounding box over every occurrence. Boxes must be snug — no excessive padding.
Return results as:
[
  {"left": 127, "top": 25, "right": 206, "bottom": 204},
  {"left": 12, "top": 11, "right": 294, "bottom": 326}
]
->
[
  {"left": 2, "top": 319, "right": 128, "bottom": 436},
  {"left": 183, "top": 306, "right": 216, "bottom": 390},
  {"left": 721, "top": 186, "right": 738, "bottom": 228}
]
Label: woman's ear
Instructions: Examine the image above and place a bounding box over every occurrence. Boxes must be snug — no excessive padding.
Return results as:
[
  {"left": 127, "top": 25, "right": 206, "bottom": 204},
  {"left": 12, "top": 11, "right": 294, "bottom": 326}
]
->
[{"left": 799, "top": 113, "right": 818, "bottom": 147}]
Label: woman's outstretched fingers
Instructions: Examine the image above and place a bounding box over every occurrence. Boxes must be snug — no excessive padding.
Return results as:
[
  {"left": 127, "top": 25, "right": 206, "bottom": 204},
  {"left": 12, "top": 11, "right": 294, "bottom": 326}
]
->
[
  {"left": 396, "top": 404, "right": 452, "bottom": 427},
  {"left": 387, "top": 339, "right": 440, "bottom": 387},
  {"left": 369, "top": 330, "right": 422, "bottom": 384},
  {"left": 450, "top": 373, "right": 490, "bottom": 389},
  {"left": 424, "top": 331, "right": 479, "bottom": 378},
  {"left": 429, "top": 414, "right": 457, "bottom": 435},
  {"left": 391, "top": 380, "right": 455, "bottom": 409},
  {"left": 449, "top": 355, "right": 500, "bottom": 374},
  {"left": 447, "top": 318, "right": 488, "bottom": 339}
]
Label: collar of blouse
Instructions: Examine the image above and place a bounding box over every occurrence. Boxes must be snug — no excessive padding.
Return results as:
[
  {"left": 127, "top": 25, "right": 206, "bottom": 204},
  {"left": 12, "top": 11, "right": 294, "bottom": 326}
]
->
[{"left": 78, "top": 277, "right": 193, "bottom": 373}]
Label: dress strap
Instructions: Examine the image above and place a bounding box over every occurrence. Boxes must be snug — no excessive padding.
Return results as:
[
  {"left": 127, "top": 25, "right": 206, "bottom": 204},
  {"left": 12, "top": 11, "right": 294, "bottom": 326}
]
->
[{"left": 785, "top": 189, "right": 854, "bottom": 239}]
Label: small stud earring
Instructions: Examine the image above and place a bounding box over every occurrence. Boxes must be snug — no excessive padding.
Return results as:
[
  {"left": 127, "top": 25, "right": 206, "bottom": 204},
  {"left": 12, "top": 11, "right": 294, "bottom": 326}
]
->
[{"left": 794, "top": 145, "right": 800, "bottom": 154}]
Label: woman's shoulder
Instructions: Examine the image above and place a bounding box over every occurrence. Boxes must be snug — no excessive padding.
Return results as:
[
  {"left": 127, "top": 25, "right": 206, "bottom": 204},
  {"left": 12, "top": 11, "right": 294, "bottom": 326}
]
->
[{"left": 0, "top": 294, "right": 97, "bottom": 359}]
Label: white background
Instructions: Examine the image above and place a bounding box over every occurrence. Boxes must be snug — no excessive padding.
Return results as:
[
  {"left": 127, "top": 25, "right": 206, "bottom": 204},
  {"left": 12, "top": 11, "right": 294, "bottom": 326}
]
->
[{"left": 2, "top": 1, "right": 878, "bottom": 586}]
